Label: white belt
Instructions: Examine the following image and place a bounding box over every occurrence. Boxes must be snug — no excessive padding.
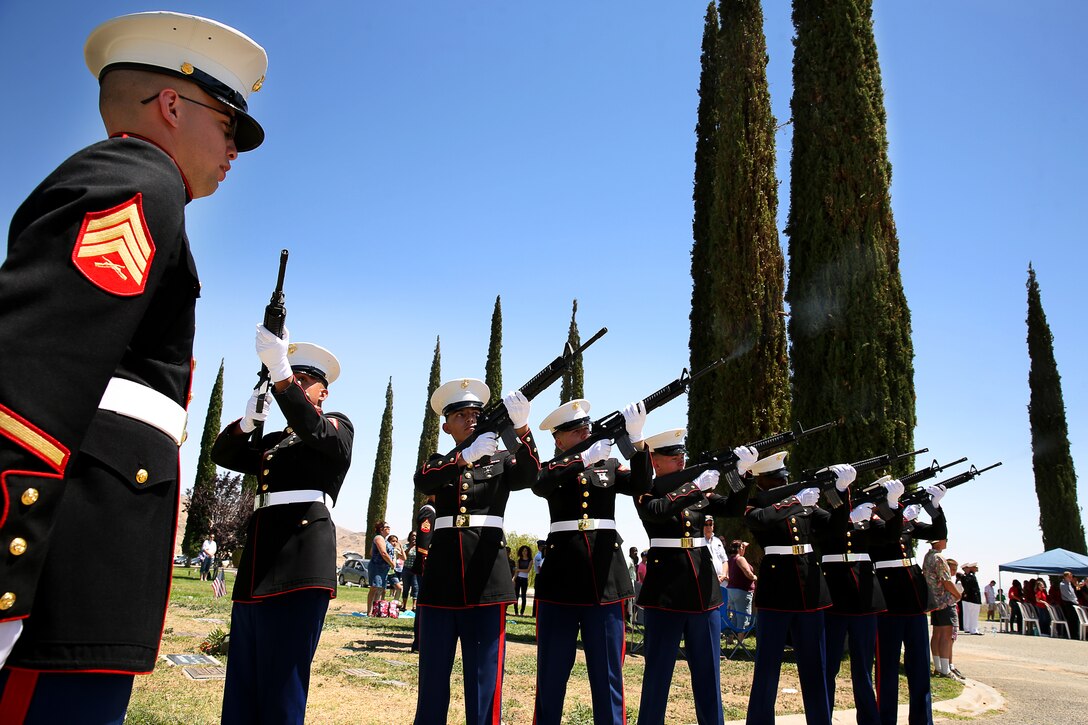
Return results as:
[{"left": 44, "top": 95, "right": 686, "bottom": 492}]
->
[
  {"left": 821, "top": 553, "right": 871, "bottom": 564},
  {"left": 550, "top": 518, "right": 616, "bottom": 533},
  {"left": 874, "top": 557, "right": 917, "bottom": 569},
  {"left": 98, "top": 377, "right": 187, "bottom": 446},
  {"left": 255, "top": 489, "right": 326, "bottom": 509},
  {"left": 434, "top": 515, "right": 504, "bottom": 530},
  {"left": 650, "top": 537, "right": 708, "bottom": 549},
  {"left": 765, "top": 544, "right": 814, "bottom": 556}
]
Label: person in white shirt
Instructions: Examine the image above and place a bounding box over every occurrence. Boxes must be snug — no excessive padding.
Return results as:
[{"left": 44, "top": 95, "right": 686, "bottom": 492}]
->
[
  {"left": 200, "top": 534, "right": 218, "bottom": 581},
  {"left": 983, "top": 580, "right": 997, "bottom": 621},
  {"left": 703, "top": 516, "right": 729, "bottom": 608}
]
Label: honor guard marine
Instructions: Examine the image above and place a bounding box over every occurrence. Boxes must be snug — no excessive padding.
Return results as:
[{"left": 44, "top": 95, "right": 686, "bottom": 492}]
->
[
  {"left": 212, "top": 333, "right": 353, "bottom": 724},
  {"left": 0, "top": 12, "right": 266, "bottom": 722},
  {"left": 871, "top": 481, "right": 948, "bottom": 725},
  {"left": 532, "top": 399, "right": 651, "bottom": 725},
  {"left": 634, "top": 430, "right": 752, "bottom": 725},
  {"left": 410, "top": 497, "right": 436, "bottom": 653},
  {"left": 743, "top": 452, "right": 855, "bottom": 725},
  {"left": 413, "top": 379, "right": 540, "bottom": 725}
]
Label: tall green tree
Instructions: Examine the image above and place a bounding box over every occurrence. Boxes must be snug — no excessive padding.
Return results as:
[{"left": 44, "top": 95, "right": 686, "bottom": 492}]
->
[
  {"left": 182, "top": 359, "right": 224, "bottom": 555},
  {"left": 411, "top": 337, "right": 442, "bottom": 532},
  {"left": 560, "top": 299, "right": 584, "bottom": 404},
  {"left": 365, "top": 377, "right": 394, "bottom": 534},
  {"left": 688, "top": 0, "right": 789, "bottom": 552},
  {"left": 485, "top": 295, "right": 503, "bottom": 396},
  {"left": 785, "top": 0, "right": 915, "bottom": 475},
  {"left": 1026, "top": 265, "right": 1085, "bottom": 554}
]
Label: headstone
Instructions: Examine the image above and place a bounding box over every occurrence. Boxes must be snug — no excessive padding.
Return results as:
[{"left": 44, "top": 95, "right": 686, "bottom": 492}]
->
[
  {"left": 164, "top": 653, "right": 221, "bottom": 666},
  {"left": 344, "top": 668, "right": 382, "bottom": 678},
  {"left": 182, "top": 666, "right": 226, "bottom": 680}
]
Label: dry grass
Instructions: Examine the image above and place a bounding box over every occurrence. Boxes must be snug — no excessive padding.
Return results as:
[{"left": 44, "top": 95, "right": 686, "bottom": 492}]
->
[{"left": 126, "top": 571, "right": 960, "bottom": 724}]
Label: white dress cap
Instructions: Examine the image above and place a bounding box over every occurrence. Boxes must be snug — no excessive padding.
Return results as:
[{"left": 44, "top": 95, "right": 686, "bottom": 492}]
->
[
  {"left": 431, "top": 379, "right": 490, "bottom": 416},
  {"left": 287, "top": 343, "right": 340, "bottom": 386},
  {"left": 539, "top": 399, "right": 592, "bottom": 433},
  {"left": 643, "top": 428, "right": 687, "bottom": 454},
  {"left": 749, "top": 450, "right": 789, "bottom": 475}
]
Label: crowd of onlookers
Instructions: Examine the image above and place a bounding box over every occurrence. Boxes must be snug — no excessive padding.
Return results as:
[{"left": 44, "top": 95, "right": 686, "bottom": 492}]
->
[
  {"left": 1006, "top": 571, "right": 1088, "bottom": 637},
  {"left": 364, "top": 520, "right": 421, "bottom": 616}
]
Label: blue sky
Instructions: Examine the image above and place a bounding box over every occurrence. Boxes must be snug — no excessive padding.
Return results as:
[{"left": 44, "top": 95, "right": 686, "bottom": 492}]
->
[{"left": 1, "top": 2, "right": 1084, "bottom": 585}]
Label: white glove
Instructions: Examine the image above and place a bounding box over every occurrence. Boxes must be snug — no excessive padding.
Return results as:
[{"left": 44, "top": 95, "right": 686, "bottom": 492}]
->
[
  {"left": 797, "top": 487, "right": 820, "bottom": 507},
  {"left": 926, "top": 483, "right": 947, "bottom": 509},
  {"left": 850, "top": 503, "right": 876, "bottom": 524},
  {"left": 830, "top": 464, "right": 857, "bottom": 492},
  {"left": 622, "top": 401, "right": 647, "bottom": 444},
  {"left": 462, "top": 432, "right": 499, "bottom": 464},
  {"left": 503, "top": 391, "right": 530, "bottom": 429},
  {"left": 0, "top": 620, "right": 22, "bottom": 668},
  {"left": 695, "top": 469, "right": 720, "bottom": 492},
  {"left": 238, "top": 389, "right": 269, "bottom": 433},
  {"left": 883, "top": 478, "right": 905, "bottom": 508},
  {"left": 580, "top": 439, "right": 612, "bottom": 467},
  {"left": 734, "top": 446, "right": 759, "bottom": 475},
  {"left": 255, "top": 324, "right": 292, "bottom": 383},
  {"left": 902, "top": 503, "right": 923, "bottom": 522}
]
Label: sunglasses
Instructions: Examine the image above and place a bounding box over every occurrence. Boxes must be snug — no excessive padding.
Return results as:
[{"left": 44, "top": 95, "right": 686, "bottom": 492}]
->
[{"left": 141, "top": 92, "right": 238, "bottom": 139}]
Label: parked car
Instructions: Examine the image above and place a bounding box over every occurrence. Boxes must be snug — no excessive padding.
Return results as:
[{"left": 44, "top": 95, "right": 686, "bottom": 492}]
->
[
  {"left": 173, "top": 554, "right": 188, "bottom": 566},
  {"left": 339, "top": 556, "right": 369, "bottom": 587}
]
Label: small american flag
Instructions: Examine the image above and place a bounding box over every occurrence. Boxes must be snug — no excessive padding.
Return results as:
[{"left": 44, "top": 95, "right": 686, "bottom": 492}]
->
[{"left": 211, "top": 571, "right": 226, "bottom": 599}]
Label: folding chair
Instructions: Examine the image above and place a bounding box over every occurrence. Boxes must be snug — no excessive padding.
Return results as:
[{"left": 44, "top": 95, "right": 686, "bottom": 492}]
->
[
  {"left": 721, "top": 608, "right": 755, "bottom": 660},
  {"left": 1017, "top": 601, "right": 1041, "bottom": 636},
  {"left": 997, "top": 602, "right": 1012, "bottom": 633},
  {"left": 627, "top": 599, "right": 646, "bottom": 656},
  {"left": 1045, "top": 603, "right": 1070, "bottom": 639},
  {"left": 1074, "top": 606, "right": 1088, "bottom": 641}
]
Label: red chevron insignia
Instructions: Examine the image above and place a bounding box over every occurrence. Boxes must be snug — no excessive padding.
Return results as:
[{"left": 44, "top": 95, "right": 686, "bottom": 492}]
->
[{"left": 71, "top": 194, "right": 156, "bottom": 296}]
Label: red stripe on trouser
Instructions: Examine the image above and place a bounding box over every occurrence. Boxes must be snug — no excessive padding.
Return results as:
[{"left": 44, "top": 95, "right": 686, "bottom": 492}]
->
[
  {"left": 873, "top": 628, "right": 882, "bottom": 710},
  {"left": 619, "top": 603, "right": 627, "bottom": 724},
  {"left": 492, "top": 607, "right": 506, "bottom": 724},
  {"left": 0, "top": 669, "right": 39, "bottom": 723}
]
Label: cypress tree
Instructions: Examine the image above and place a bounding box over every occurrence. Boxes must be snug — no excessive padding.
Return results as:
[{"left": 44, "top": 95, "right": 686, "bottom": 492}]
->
[
  {"left": 485, "top": 295, "right": 503, "bottom": 396},
  {"left": 365, "top": 377, "right": 394, "bottom": 534},
  {"left": 560, "top": 299, "right": 584, "bottom": 404},
  {"left": 785, "top": 0, "right": 915, "bottom": 476},
  {"left": 688, "top": 0, "right": 789, "bottom": 552},
  {"left": 182, "top": 359, "right": 225, "bottom": 555},
  {"left": 1026, "top": 265, "right": 1085, "bottom": 554},
  {"left": 411, "top": 337, "right": 442, "bottom": 531}
]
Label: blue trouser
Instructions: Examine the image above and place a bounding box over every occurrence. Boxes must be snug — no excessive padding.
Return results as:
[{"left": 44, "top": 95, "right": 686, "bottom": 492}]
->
[
  {"left": 222, "top": 588, "right": 330, "bottom": 725},
  {"left": 747, "top": 609, "right": 831, "bottom": 725},
  {"left": 415, "top": 604, "right": 506, "bottom": 725},
  {"left": 0, "top": 669, "right": 133, "bottom": 724},
  {"left": 875, "top": 613, "right": 932, "bottom": 725},
  {"left": 825, "top": 612, "right": 879, "bottom": 725},
  {"left": 534, "top": 601, "right": 626, "bottom": 725},
  {"left": 638, "top": 608, "right": 723, "bottom": 725}
]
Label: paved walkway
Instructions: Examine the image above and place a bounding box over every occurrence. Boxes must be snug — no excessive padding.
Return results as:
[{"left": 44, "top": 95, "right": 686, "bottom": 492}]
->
[{"left": 724, "top": 627, "right": 1087, "bottom": 724}]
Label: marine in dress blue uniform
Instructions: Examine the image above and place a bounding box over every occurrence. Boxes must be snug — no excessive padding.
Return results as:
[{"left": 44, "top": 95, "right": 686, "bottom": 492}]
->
[
  {"left": 532, "top": 399, "right": 651, "bottom": 725},
  {"left": 817, "top": 476, "right": 893, "bottom": 725},
  {"left": 634, "top": 430, "right": 751, "bottom": 725},
  {"left": 213, "top": 337, "right": 353, "bottom": 724},
  {"left": 411, "top": 497, "right": 436, "bottom": 653},
  {"left": 743, "top": 453, "right": 856, "bottom": 725},
  {"left": 0, "top": 13, "right": 266, "bottom": 724},
  {"left": 414, "top": 379, "right": 541, "bottom": 725},
  {"left": 871, "top": 482, "right": 948, "bottom": 725}
]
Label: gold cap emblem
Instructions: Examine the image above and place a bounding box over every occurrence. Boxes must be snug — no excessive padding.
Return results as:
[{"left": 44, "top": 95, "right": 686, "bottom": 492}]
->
[
  {"left": 9, "top": 538, "right": 27, "bottom": 556},
  {"left": 461, "top": 380, "right": 470, "bottom": 389},
  {"left": 0, "top": 592, "right": 14, "bottom": 610},
  {"left": 252, "top": 75, "right": 265, "bottom": 92},
  {"left": 180, "top": 62, "right": 194, "bottom": 75},
  {"left": 288, "top": 343, "right": 298, "bottom": 355},
  {"left": 21, "top": 488, "right": 39, "bottom": 506},
  {"left": 675, "top": 430, "right": 683, "bottom": 438},
  {"left": 572, "top": 402, "right": 581, "bottom": 411},
  {"left": 135, "top": 469, "right": 149, "bottom": 484}
]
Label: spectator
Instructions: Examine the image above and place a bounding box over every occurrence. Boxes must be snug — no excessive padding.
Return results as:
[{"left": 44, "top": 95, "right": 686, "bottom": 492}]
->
[
  {"left": 1059, "top": 571, "right": 1082, "bottom": 639},
  {"left": 402, "top": 532, "right": 419, "bottom": 611},
  {"left": 532, "top": 539, "right": 546, "bottom": 617},
  {"left": 1078, "top": 577, "right": 1088, "bottom": 606},
  {"left": 923, "top": 539, "right": 961, "bottom": 680},
  {"left": 1008, "top": 579, "right": 1024, "bottom": 634},
  {"left": 513, "top": 545, "right": 532, "bottom": 616},
  {"left": 388, "top": 535, "right": 405, "bottom": 600},
  {"left": 960, "top": 562, "right": 983, "bottom": 634},
  {"left": 946, "top": 558, "right": 965, "bottom": 678},
  {"left": 984, "top": 580, "right": 997, "bottom": 621},
  {"left": 1033, "top": 579, "right": 1052, "bottom": 635},
  {"left": 627, "top": 546, "right": 639, "bottom": 584},
  {"left": 367, "top": 521, "right": 395, "bottom": 616},
  {"left": 636, "top": 551, "right": 648, "bottom": 583},
  {"left": 200, "top": 533, "right": 217, "bottom": 582},
  {"left": 725, "top": 540, "right": 757, "bottom": 626}
]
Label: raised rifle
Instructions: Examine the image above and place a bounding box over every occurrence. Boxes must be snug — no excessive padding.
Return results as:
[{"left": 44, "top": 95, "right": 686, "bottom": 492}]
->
[
  {"left": 900, "top": 461, "right": 1002, "bottom": 516},
  {"left": 650, "top": 419, "right": 841, "bottom": 495},
  {"left": 559, "top": 357, "right": 726, "bottom": 461},
  {"left": 850, "top": 456, "right": 968, "bottom": 516},
  {"left": 756, "top": 447, "right": 929, "bottom": 510},
  {"left": 251, "top": 249, "right": 289, "bottom": 445},
  {"left": 456, "top": 327, "right": 608, "bottom": 454}
]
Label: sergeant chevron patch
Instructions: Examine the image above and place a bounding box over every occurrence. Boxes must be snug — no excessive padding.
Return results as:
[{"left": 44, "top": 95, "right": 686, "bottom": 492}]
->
[{"left": 71, "top": 193, "right": 156, "bottom": 296}]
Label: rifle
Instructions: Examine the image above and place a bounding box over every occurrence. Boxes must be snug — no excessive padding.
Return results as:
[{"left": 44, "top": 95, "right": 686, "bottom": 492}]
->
[
  {"left": 851, "top": 457, "right": 968, "bottom": 515},
  {"left": 756, "top": 447, "right": 929, "bottom": 510},
  {"left": 650, "top": 419, "right": 841, "bottom": 495},
  {"left": 251, "top": 249, "right": 289, "bottom": 445},
  {"left": 455, "top": 327, "right": 608, "bottom": 454},
  {"left": 559, "top": 357, "right": 726, "bottom": 461},
  {"left": 900, "top": 461, "right": 1002, "bottom": 515}
]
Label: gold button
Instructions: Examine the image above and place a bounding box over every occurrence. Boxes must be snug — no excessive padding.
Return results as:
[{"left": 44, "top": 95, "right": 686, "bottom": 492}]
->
[
  {"left": 790, "top": 517, "right": 797, "bottom": 523},
  {"left": 462, "top": 483, "right": 470, "bottom": 490},
  {"left": 654, "top": 559, "right": 659, "bottom": 564},
  {"left": 266, "top": 454, "right": 274, "bottom": 460},
  {"left": 579, "top": 477, "right": 587, "bottom": 485},
  {"left": 582, "top": 491, "right": 589, "bottom": 498},
  {"left": 135, "top": 469, "right": 149, "bottom": 484},
  {"left": 613, "top": 543, "right": 619, "bottom": 549},
  {"left": 301, "top": 519, "right": 309, "bottom": 526},
  {"left": 770, "top": 564, "right": 775, "bottom": 569},
  {"left": 261, "top": 484, "right": 269, "bottom": 491},
  {"left": 684, "top": 532, "right": 691, "bottom": 538},
  {"left": 262, "top": 469, "right": 270, "bottom": 476},
  {"left": 459, "top": 507, "right": 467, "bottom": 513},
  {"left": 9, "top": 538, "right": 27, "bottom": 556},
  {"left": 461, "top": 494, "right": 468, "bottom": 501},
  {"left": 791, "top": 527, "right": 798, "bottom": 533},
  {"left": 0, "top": 592, "right": 14, "bottom": 610},
  {"left": 794, "top": 536, "right": 800, "bottom": 541},
  {"left": 21, "top": 488, "right": 39, "bottom": 506},
  {"left": 845, "top": 531, "right": 852, "bottom": 538},
  {"left": 582, "top": 513, "right": 589, "bottom": 519},
  {"left": 685, "top": 521, "right": 691, "bottom": 527},
  {"left": 581, "top": 502, "right": 588, "bottom": 509}
]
